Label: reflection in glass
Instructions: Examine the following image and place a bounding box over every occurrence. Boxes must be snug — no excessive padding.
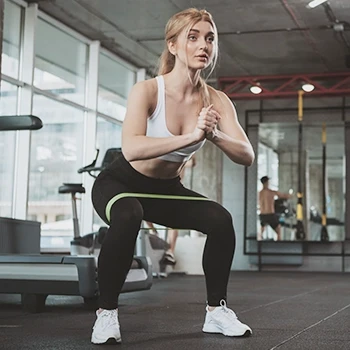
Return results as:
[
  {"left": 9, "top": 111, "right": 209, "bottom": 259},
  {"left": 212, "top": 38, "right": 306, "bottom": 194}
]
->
[
  {"left": 29, "top": 94, "right": 84, "bottom": 249},
  {"left": 34, "top": 19, "right": 87, "bottom": 105},
  {"left": 0, "top": 81, "right": 18, "bottom": 216},
  {"left": 256, "top": 122, "right": 345, "bottom": 242},
  {"left": 2, "top": 0, "right": 22, "bottom": 78}
]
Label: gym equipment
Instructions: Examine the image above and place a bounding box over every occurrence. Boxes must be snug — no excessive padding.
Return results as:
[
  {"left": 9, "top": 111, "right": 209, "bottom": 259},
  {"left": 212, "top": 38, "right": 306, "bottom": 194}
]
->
[
  {"left": 138, "top": 225, "right": 171, "bottom": 278},
  {"left": 0, "top": 115, "right": 43, "bottom": 131},
  {"left": 295, "top": 91, "right": 306, "bottom": 240},
  {"left": 58, "top": 148, "right": 121, "bottom": 256},
  {"left": 320, "top": 124, "right": 330, "bottom": 242},
  {"left": 0, "top": 117, "right": 152, "bottom": 312},
  {"left": 61, "top": 147, "right": 171, "bottom": 276}
]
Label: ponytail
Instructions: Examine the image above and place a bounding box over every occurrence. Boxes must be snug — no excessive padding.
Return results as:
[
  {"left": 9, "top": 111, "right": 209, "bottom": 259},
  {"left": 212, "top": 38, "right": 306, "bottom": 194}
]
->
[{"left": 158, "top": 50, "right": 175, "bottom": 75}]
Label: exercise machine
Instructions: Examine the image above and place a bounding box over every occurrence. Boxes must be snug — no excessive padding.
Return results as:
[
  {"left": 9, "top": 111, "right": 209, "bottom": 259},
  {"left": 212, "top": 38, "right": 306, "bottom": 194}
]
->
[
  {"left": 58, "top": 148, "right": 120, "bottom": 256},
  {"left": 0, "top": 116, "right": 152, "bottom": 312}
]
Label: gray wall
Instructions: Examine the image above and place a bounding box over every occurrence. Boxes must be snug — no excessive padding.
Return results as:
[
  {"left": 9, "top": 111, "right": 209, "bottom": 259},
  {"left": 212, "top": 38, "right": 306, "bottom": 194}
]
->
[
  {"left": 185, "top": 141, "right": 222, "bottom": 203},
  {"left": 222, "top": 105, "right": 258, "bottom": 271}
]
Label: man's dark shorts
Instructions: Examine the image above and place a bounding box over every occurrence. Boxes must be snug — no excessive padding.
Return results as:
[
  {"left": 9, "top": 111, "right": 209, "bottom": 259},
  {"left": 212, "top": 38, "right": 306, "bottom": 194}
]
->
[{"left": 260, "top": 214, "right": 280, "bottom": 230}]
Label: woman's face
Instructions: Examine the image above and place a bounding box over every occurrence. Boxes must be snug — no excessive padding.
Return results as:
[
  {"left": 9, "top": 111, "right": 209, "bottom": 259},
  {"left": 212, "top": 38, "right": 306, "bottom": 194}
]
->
[{"left": 173, "top": 20, "right": 216, "bottom": 70}]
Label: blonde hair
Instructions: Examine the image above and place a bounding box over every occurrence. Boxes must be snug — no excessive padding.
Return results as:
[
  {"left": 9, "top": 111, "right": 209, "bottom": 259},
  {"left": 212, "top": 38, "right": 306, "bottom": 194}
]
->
[{"left": 158, "top": 8, "right": 219, "bottom": 107}]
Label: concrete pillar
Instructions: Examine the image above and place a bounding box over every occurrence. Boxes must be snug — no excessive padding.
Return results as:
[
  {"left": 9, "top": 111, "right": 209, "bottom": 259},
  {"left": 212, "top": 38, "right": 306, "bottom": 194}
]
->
[{"left": 186, "top": 141, "right": 222, "bottom": 203}]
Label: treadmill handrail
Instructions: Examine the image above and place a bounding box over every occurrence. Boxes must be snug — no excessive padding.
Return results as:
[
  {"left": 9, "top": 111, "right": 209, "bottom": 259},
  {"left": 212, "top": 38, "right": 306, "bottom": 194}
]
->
[{"left": 0, "top": 115, "right": 43, "bottom": 131}]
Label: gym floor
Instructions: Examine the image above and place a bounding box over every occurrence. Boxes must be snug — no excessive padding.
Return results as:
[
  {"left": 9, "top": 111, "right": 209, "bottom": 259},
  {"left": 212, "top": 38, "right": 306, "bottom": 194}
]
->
[{"left": 0, "top": 271, "right": 349, "bottom": 350}]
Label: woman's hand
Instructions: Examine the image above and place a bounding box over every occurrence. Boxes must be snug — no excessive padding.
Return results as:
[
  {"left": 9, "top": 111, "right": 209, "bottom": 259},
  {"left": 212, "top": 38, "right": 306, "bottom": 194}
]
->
[
  {"left": 191, "top": 105, "right": 221, "bottom": 143},
  {"left": 204, "top": 107, "right": 221, "bottom": 141}
]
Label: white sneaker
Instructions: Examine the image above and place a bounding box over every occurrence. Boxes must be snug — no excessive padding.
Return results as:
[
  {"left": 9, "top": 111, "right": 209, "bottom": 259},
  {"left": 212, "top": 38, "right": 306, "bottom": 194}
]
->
[
  {"left": 202, "top": 300, "right": 252, "bottom": 337},
  {"left": 91, "top": 309, "right": 122, "bottom": 344}
]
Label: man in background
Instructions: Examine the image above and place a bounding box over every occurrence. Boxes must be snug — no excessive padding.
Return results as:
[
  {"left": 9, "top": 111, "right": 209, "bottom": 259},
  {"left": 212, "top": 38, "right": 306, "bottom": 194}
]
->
[{"left": 258, "top": 176, "right": 292, "bottom": 240}]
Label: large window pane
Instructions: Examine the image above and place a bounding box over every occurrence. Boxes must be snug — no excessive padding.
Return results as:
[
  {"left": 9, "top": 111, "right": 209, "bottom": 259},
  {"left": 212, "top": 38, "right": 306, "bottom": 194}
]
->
[
  {"left": 93, "top": 116, "right": 122, "bottom": 229},
  {"left": 29, "top": 95, "right": 85, "bottom": 250},
  {"left": 98, "top": 53, "right": 135, "bottom": 120},
  {"left": 2, "top": 0, "right": 22, "bottom": 78},
  {"left": 0, "top": 81, "right": 18, "bottom": 216},
  {"left": 34, "top": 19, "right": 87, "bottom": 105}
]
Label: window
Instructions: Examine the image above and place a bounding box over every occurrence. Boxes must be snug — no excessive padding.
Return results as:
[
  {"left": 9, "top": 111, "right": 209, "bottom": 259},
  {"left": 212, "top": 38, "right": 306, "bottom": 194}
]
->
[
  {"left": 34, "top": 18, "right": 88, "bottom": 105},
  {"left": 0, "top": 81, "right": 18, "bottom": 216},
  {"left": 28, "top": 94, "right": 85, "bottom": 249},
  {"left": 1, "top": 3, "right": 139, "bottom": 251},
  {"left": 1, "top": 0, "right": 22, "bottom": 78},
  {"left": 98, "top": 53, "right": 135, "bottom": 120}
]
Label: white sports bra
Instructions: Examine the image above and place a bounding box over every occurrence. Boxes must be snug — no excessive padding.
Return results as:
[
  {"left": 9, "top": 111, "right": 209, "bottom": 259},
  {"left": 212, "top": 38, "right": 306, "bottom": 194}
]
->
[{"left": 146, "top": 76, "right": 206, "bottom": 162}]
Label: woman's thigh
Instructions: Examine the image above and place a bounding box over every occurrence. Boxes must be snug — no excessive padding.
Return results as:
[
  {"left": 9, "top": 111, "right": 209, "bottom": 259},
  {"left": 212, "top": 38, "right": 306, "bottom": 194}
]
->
[
  {"left": 140, "top": 186, "right": 232, "bottom": 234},
  {"left": 91, "top": 172, "right": 132, "bottom": 224}
]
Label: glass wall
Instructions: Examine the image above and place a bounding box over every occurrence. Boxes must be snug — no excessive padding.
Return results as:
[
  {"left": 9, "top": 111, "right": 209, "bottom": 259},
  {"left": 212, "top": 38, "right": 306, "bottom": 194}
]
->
[
  {"left": 1, "top": 0, "right": 138, "bottom": 251},
  {"left": 1, "top": 0, "right": 22, "bottom": 79},
  {"left": 98, "top": 53, "right": 134, "bottom": 120},
  {"left": 34, "top": 18, "right": 88, "bottom": 105},
  {"left": 1, "top": 0, "right": 22, "bottom": 217},
  {"left": 29, "top": 94, "right": 85, "bottom": 249},
  {"left": 0, "top": 82, "right": 18, "bottom": 217}
]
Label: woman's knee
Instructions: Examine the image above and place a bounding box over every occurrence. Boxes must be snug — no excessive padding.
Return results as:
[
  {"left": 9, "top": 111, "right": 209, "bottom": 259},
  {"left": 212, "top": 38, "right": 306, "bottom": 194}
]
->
[
  {"left": 208, "top": 204, "right": 233, "bottom": 225},
  {"left": 203, "top": 204, "right": 235, "bottom": 236},
  {"left": 109, "top": 198, "right": 144, "bottom": 226}
]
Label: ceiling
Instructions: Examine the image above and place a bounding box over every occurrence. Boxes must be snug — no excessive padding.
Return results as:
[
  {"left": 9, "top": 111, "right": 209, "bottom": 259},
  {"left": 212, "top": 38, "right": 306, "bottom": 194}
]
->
[{"left": 25, "top": 0, "right": 350, "bottom": 80}]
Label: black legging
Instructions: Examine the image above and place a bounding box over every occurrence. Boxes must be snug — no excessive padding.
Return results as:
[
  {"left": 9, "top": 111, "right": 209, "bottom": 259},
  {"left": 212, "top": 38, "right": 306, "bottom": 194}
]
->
[{"left": 92, "top": 153, "right": 236, "bottom": 309}]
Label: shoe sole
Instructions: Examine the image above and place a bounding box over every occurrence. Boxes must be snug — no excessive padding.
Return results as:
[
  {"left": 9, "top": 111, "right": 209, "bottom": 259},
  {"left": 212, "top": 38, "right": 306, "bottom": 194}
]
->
[
  {"left": 203, "top": 324, "right": 252, "bottom": 337},
  {"left": 159, "top": 257, "right": 176, "bottom": 265},
  {"left": 91, "top": 336, "right": 122, "bottom": 345}
]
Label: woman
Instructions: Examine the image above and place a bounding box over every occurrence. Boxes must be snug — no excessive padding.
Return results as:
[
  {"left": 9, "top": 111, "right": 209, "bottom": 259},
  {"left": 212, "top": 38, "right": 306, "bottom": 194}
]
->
[{"left": 91, "top": 8, "right": 255, "bottom": 345}]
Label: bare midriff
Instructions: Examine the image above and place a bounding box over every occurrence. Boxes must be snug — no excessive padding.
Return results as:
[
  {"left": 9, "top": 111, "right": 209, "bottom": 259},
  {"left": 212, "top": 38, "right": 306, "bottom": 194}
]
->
[{"left": 130, "top": 158, "right": 186, "bottom": 179}]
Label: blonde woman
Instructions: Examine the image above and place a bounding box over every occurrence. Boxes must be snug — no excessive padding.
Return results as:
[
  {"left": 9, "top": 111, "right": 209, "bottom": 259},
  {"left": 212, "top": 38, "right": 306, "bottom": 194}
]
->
[{"left": 91, "top": 8, "right": 254, "bottom": 344}]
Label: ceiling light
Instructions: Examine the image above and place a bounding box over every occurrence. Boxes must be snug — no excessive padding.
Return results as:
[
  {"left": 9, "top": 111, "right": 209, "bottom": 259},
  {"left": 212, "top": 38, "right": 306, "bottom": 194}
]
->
[
  {"left": 250, "top": 85, "right": 262, "bottom": 94},
  {"left": 302, "top": 83, "right": 315, "bottom": 92},
  {"left": 307, "top": 0, "right": 328, "bottom": 9}
]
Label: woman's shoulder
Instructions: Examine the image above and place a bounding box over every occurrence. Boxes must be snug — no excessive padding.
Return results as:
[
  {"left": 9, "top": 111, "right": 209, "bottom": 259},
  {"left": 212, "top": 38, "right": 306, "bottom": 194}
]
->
[
  {"left": 208, "top": 85, "right": 228, "bottom": 102},
  {"left": 207, "top": 85, "right": 234, "bottom": 111},
  {"left": 133, "top": 77, "right": 157, "bottom": 94},
  {"left": 128, "top": 77, "right": 158, "bottom": 106},
  {"left": 128, "top": 77, "right": 159, "bottom": 113}
]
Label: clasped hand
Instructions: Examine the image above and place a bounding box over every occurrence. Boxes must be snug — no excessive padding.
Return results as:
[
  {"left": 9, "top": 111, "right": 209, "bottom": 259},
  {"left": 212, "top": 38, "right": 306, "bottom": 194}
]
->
[{"left": 192, "top": 105, "right": 221, "bottom": 142}]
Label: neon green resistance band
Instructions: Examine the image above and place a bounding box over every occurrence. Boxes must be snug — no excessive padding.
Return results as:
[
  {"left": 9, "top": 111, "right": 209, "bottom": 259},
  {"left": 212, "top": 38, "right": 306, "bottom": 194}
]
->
[{"left": 105, "top": 192, "right": 211, "bottom": 223}]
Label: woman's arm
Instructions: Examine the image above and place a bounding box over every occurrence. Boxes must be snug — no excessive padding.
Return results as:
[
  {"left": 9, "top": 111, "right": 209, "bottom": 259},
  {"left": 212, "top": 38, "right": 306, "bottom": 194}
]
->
[
  {"left": 206, "top": 89, "right": 255, "bottom": 167},
  {"left": 122, "top": 80, "right": 204, "bottom": 162}
]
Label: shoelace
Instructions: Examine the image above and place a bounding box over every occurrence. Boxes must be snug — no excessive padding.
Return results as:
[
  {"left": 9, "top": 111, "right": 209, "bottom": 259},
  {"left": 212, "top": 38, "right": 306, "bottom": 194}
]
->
[
  {"left": 95, "top": 310, "right": 119, "bottom": 330},
  {"left": 219, "top": 300, "right": 238, "bottom": 320}
]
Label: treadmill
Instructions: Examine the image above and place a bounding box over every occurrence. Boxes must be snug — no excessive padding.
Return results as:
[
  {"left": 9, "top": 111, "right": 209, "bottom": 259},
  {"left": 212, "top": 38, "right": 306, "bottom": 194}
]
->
[{"left": 0, "top": 116, "right": 152, "bottom": 312}]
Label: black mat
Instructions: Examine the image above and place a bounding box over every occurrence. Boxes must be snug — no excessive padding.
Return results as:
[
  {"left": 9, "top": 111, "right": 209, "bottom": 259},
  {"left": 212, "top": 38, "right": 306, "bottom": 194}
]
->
[{"left": 0, "top": 271, "right": 350, "bottom": 349}]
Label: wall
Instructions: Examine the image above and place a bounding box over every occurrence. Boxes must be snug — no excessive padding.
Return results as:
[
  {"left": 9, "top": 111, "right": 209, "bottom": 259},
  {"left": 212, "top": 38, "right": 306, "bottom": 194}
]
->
[
  {"left": 188, "top": 141, "right": 222, "bottom": 203},
  {"left": 222, "top": 101, "right": 259, "bottom": 271}
]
